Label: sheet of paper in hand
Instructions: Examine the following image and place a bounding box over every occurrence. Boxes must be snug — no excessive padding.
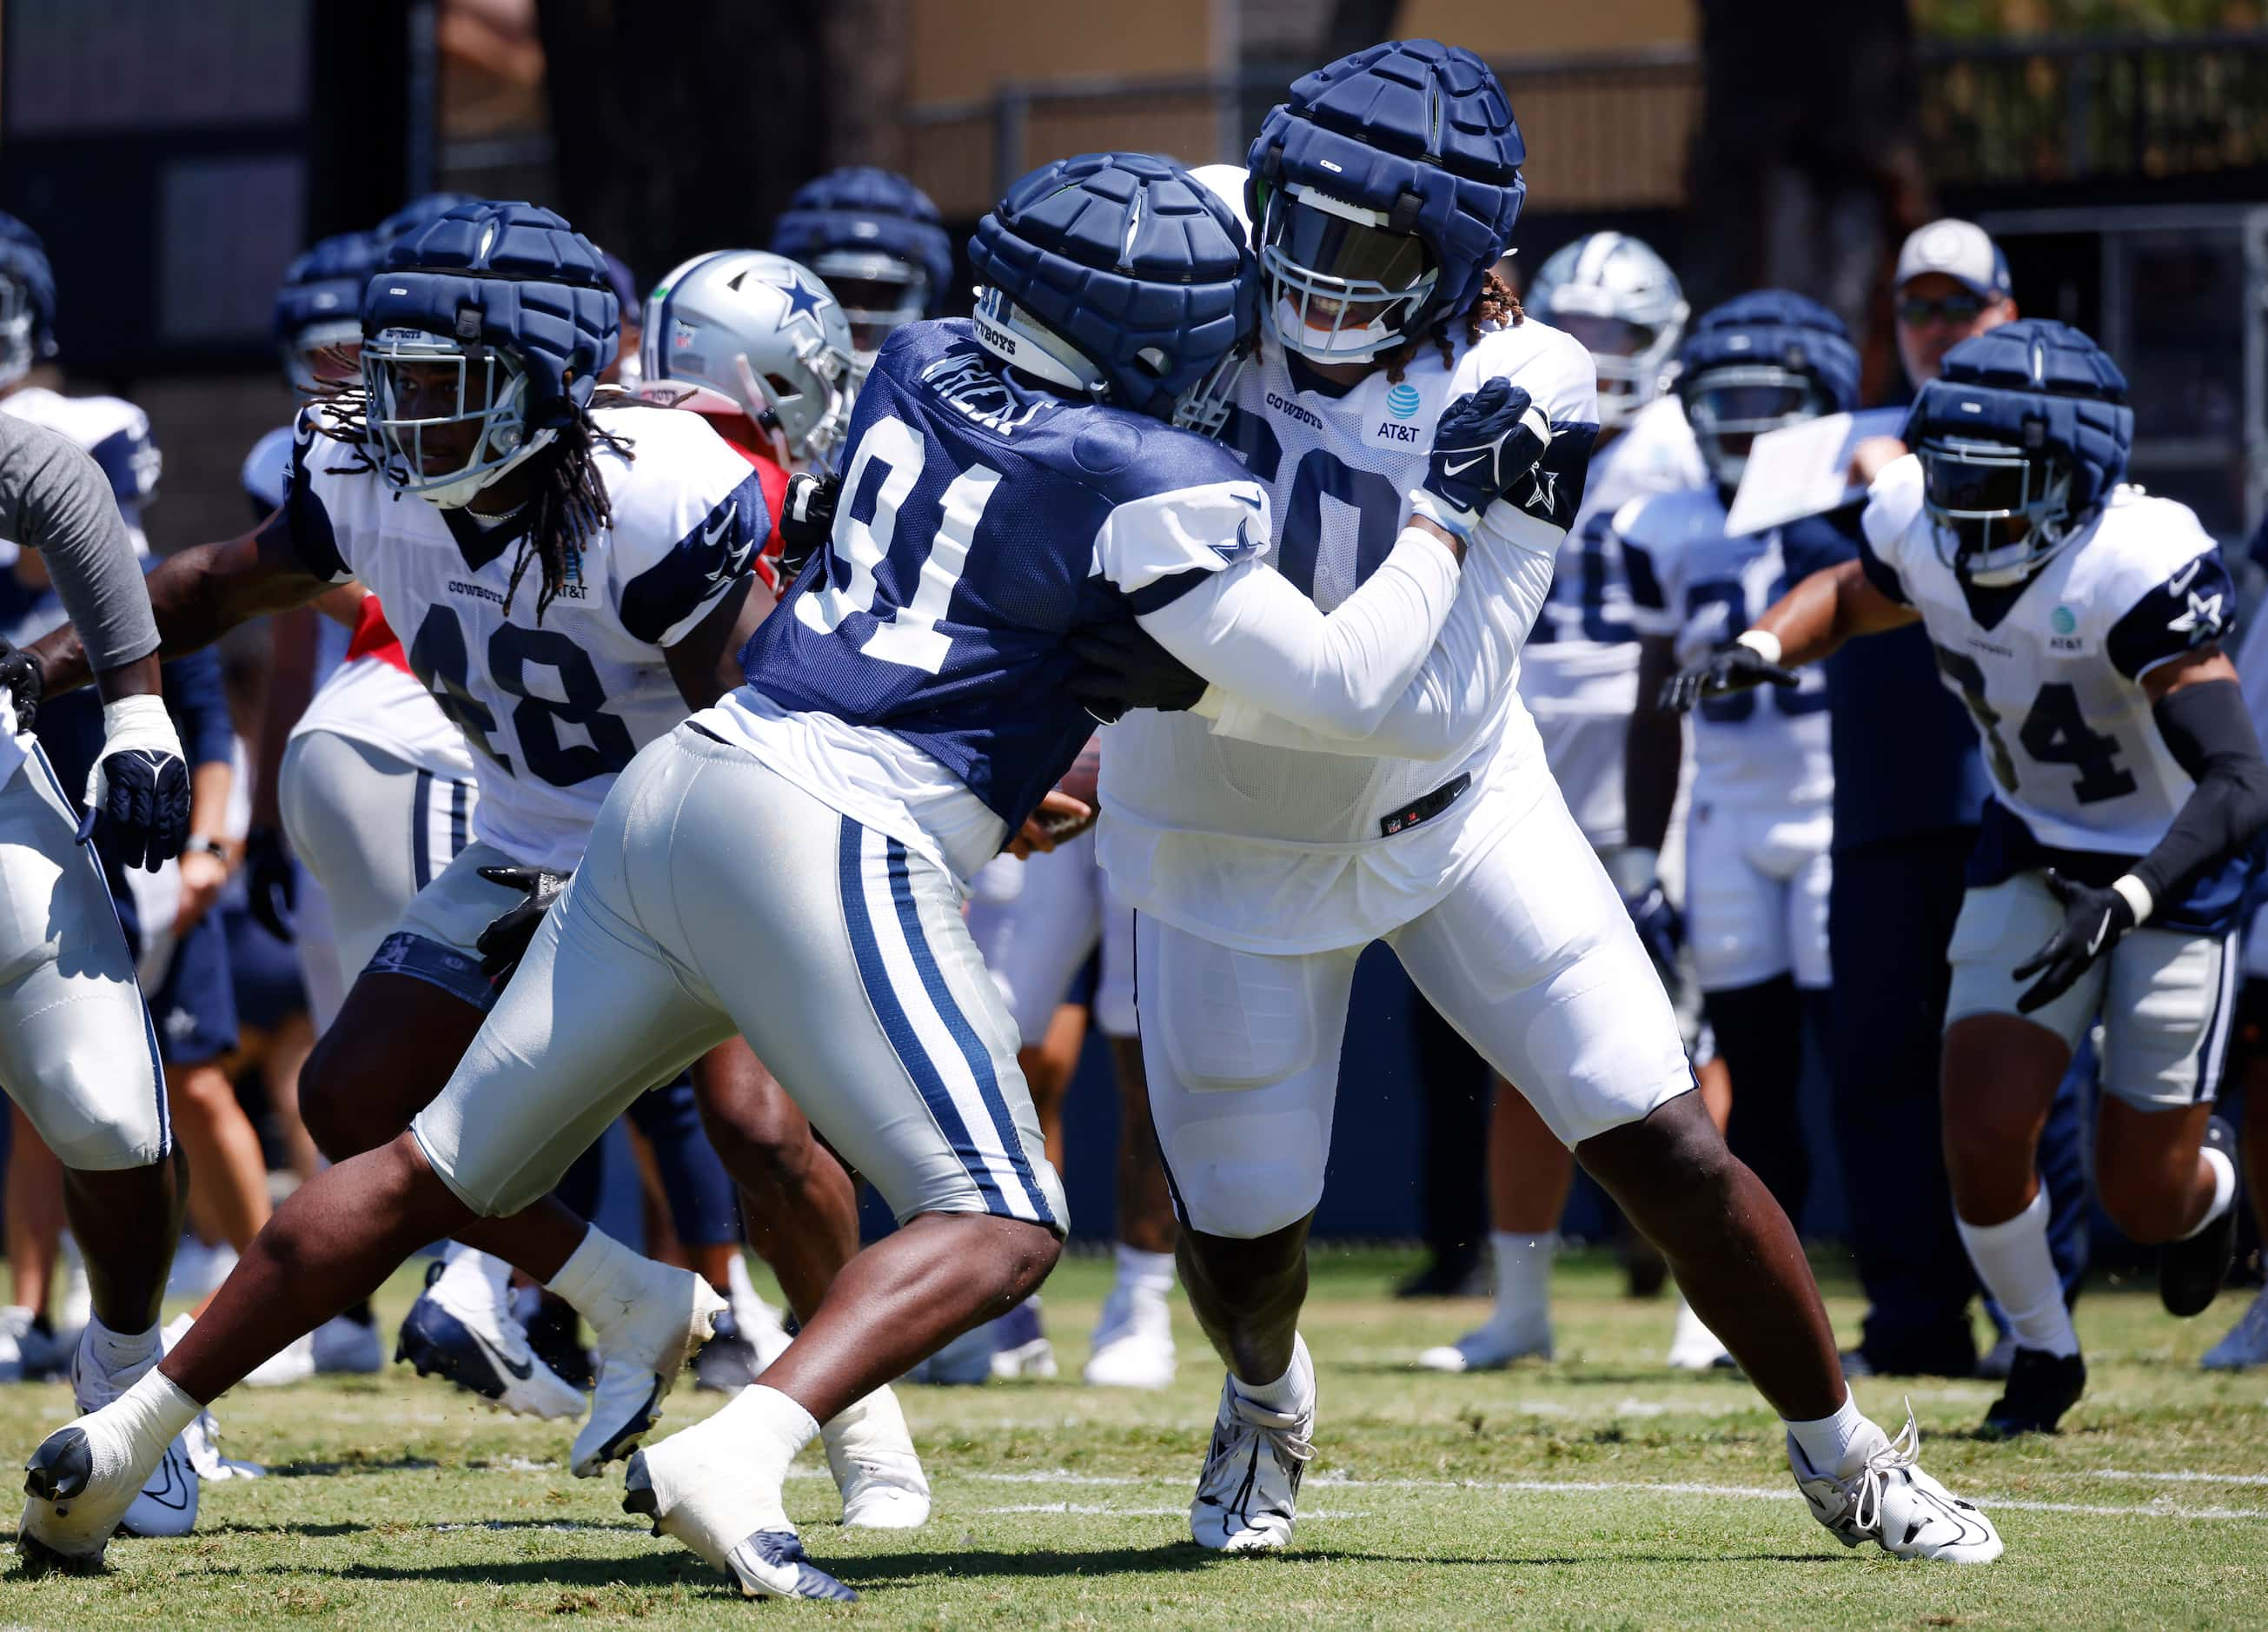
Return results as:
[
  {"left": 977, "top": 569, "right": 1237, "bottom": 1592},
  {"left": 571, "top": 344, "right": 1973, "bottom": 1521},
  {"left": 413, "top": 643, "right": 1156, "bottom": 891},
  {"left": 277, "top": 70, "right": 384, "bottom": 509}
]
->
[
  {"left": 0, "top": 691, "right": 28, "bottom": 793},
  {"left": 1722, "top": 408, "right": 1907, "bottom": 539}
]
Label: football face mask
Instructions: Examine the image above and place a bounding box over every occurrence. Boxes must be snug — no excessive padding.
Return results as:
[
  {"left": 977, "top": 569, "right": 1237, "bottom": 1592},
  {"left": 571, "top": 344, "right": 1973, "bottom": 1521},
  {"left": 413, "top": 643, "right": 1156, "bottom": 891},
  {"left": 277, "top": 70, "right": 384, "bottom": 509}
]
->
[
  {"left": 1257, "top": 184, "right": 1438, "bottom": 364},
  {"left": 361, "top": 328, "right": 553, "bottom": 509},
  {"left": 1921, "top": 434, "right": 2078, "bottom": 586},
  {"left": 1683, "top": 365, "right": 1823, "bottom": 489}
]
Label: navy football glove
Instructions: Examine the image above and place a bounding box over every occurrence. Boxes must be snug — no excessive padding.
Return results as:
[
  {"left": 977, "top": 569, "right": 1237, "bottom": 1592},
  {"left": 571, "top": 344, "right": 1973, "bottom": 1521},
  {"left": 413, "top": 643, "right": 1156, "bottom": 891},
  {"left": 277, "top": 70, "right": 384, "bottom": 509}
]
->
[
  {"left": 2012, "top": 870, "right": 2135, "bottom": 1014},
  {"left": 1623, "top": 881, "right": 1685, "bottom": 977},
  {"left": 776, "top": 470, "right": 838, "bottom": 584},
  {"left": 243, "top": 826, "right": 297, "bottom": 943},
  {"left": 80, "top": 695, "right": 189, "bottom": 872},
  {"left": 1661, "top": 643, "right": 1800, "bottom": 713},
  {"left": 1066, "top": 620, "right": 1210, "bottom": 725},
  {"left": 0, "top": 640, "right": 42, "bottom": 733},
  {"left": 476, "top": 865, "right": 570, "bottom": 985},
  {"left": 1411, "top": 378, "right": 1549, "bottom": 535}
]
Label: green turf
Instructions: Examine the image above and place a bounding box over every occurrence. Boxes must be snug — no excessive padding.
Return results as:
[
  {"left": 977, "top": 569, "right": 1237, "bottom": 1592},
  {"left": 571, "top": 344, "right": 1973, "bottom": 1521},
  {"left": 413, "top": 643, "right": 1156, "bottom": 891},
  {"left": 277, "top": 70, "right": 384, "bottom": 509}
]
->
[{"left": 3, "top": 1248, "right": 2265, "bottom": 1628}]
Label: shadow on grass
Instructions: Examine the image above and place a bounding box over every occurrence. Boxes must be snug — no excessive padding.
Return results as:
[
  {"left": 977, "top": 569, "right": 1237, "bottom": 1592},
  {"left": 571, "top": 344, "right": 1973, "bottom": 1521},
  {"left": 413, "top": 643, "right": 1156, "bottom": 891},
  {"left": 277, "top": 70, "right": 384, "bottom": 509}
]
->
[{"left": 264, "top": 1455, "right": 442, "bottom": 1477}]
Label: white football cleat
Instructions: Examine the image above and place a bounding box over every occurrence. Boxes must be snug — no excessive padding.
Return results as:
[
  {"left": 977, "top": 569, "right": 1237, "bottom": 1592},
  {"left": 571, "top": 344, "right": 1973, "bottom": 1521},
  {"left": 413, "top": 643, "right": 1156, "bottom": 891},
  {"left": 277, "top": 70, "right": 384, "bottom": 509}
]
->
[
  {"left": 570, "top": 1263, "right": 727, "bottom": 1478},
  {"left": 397, "top": 1256, "right": 587, "bottom": 1422},
  {"left": 2201, "top": 1288, "right": 2268, "bottom": 1371},
  {"left": 242, "top": 1332, "right": 316, "bottom": 1388},
  {"left": 1415, "top": 1315, "right": 1551, "bottom": 1374},
  {"left": 1665, "top": 1296, "right": 1733, "bottom": 1371},
  {"left": 182, "top": 1410, "right": 264, "bottom": 1483},
  {"left": 72, "top": 1335, "right": 198, "bottom": 1540},
  {"left": 19, "top": 1403, "right": 185, "bottom": 1570},
  {"left": 311, "top": 1312, "right": 384, "bottom": 1375},
  {"left": 729, "top": 1254, "right": 793, "bottom": 1372},
  {"left": 623, "top": 1423, "right": 855, "bottom": 1600},
  {"left": 988, "top": 1297, "right": 1058, "bottom": 1380},
  {"left": 1190, "top": 1367, "right": 1314, "bottom": 1552},
  {"left": 1790, "top": 1410, "right": 2003, "bottom": 1563},
  {"left": 823, "top": 1384, "right": 931, "bottom": 1529},
  {"left": 1084, "top": 1281, "right": 1177, "bottom": 1389}
]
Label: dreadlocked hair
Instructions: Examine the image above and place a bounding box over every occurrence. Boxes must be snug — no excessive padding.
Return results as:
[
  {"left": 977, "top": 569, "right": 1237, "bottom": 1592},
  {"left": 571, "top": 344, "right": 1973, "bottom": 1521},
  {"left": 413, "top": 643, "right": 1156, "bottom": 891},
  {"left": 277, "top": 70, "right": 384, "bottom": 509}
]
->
[
  {"left": 1382, "top": 269, "right": 1524, "bottom": 384},
  {"left": 305, "top": 371, "right": 664, "bottom": 625}
]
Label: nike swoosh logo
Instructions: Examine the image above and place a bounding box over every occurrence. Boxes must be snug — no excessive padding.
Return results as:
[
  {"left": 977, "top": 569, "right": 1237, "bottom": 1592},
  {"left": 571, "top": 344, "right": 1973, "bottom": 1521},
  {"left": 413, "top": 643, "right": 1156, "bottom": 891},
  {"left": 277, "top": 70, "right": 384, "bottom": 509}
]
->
[
  {"left": 466, "top": 1322, "right": 534, "bottom": 1380},
  {"left": 2170, "top": 559, "right": 2202, "bottom": 595},
  {"left": 1442, "top": 454, "right": 1489, "bottom": 476},
  {"left": 702, "top": 501, "right": 738, "bottom": 552},
  {"left": 2086, "top": 912, "right": 2113, "bottom": 957},
  {"left": 143, "top": 1444, "right": 192, "bottom": 1510}
]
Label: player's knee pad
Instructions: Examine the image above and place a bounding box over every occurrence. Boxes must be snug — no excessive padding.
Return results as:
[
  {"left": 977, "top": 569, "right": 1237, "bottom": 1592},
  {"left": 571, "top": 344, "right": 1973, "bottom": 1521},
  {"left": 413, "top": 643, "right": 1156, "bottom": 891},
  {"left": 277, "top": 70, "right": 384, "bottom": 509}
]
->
[
  {"left": 1159, "top": 1104, "right": 1329, "bottom": 1239},
  {"left": 28, "top": 1060, "right": 167, "bottom": 1173}
]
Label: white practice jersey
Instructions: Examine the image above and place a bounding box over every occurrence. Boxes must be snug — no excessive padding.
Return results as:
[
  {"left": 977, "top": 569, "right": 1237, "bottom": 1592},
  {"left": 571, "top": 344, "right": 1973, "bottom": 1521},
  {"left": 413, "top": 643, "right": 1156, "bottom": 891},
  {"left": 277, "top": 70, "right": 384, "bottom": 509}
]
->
[
  {"left": 283, "top": 404, "right": 769, "bottom": 872},
  {"left": 289, "top": 615, "right": 476, "bottom": 780},
  {"left": 1100, "top": 319, "right": 1598, "bottom": 953},
  {"left": 248, "top": 423, "right": 351, "bottom": 682},
  {"left": 0, "top": 387, "right": 161, "bottom": 552},
  {"left": 1621, "top": 486, "right": 1834, "bottom": 813},
  {"left": 1861, "top": 454, "right": 2231, "bottom": 858}
]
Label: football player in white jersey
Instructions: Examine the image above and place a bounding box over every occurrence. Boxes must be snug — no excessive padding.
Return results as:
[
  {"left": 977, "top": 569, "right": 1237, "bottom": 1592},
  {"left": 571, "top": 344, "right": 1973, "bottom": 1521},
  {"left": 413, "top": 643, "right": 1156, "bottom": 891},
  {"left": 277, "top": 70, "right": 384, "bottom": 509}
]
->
[
  {"left": 1417, "top": 229, "right": 1723, "bottom": 1376},
  {"left": 22, "top": 202, "right": 927, "bottom": 1525},
  {"left": 1617, "top": 292, "right": 1863, "bottom": 1359},
  {"left": 1673, "top": 318, "right": 2261, "bottom": 1436},
  {"left": 16, "top": 151, "right": 1562, "bottom": 1596},
  {"left": 1078, "top": 42, "right": 1999, "bottom": 1563}
]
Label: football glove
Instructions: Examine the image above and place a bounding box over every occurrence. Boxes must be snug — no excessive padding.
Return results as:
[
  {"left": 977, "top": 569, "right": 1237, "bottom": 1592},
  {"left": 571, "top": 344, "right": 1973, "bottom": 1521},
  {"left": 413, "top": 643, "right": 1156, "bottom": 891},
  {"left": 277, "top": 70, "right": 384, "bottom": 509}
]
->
[
  {"left": 1661, "top": 640, "right": 1800, "bottom": 713},
  {"left": 1409, "top": 378, "right": 1550, "bottom": 537},
  {"left": 0, "top": 639, "right": 42, "bottom": 733},
  {"left": 475, "top": 865, "right": 571, "bottom": 985},
  {"left": 80, "top": 693, "right": 189, "bottom": 872},
  {"left": 1623, "top": 881, "right": 1685, "bottom": 977},
  {"left": 2011, "top": 870, "right": 2136, "bottom": 1014},
  {"left": 776, "top": 470, "right": 838, "bottom": 584},
  {"left": 243, "top": 825, "right": 297, "bottom": 943},
  {"left": 1066, "top": 620, "right": 1209, "bottom": 725}
]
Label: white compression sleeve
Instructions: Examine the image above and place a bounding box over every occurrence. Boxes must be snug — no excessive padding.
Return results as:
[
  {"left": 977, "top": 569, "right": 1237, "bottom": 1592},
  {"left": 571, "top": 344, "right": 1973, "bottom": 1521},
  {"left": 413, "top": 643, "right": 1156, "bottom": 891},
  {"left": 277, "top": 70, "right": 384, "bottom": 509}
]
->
[{"left": 1135, "top": 526, "right": 1462, "bottom": 741}]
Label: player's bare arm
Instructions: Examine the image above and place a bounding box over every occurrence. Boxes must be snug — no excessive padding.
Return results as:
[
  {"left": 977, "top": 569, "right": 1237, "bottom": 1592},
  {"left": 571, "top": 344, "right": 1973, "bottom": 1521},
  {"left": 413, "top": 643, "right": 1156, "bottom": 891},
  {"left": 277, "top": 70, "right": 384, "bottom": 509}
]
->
[
  {"left": 31, "top": 506, "right": 331, "bottom": 700},
  {"left": 663, "top": 573, "right": 772, "bottom": 710}
]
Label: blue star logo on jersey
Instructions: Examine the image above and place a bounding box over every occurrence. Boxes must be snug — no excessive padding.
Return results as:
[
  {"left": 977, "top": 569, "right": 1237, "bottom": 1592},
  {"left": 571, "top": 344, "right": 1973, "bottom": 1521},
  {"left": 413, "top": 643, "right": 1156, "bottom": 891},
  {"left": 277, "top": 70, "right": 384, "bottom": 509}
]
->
[
  {"left": 773, "top": 268, "right": 827, "bottom": 334},
  {"left": 2168, "top": 587, "right": 2225, "bottom": 640}
]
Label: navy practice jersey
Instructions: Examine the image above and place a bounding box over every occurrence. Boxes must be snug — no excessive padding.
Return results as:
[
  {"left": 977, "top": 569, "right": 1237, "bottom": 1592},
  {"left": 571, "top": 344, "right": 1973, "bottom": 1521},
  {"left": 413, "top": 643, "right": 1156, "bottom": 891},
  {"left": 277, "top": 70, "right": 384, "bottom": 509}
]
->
[{"left": 739, "top": 320, "right": 1267, "bottom": 831}]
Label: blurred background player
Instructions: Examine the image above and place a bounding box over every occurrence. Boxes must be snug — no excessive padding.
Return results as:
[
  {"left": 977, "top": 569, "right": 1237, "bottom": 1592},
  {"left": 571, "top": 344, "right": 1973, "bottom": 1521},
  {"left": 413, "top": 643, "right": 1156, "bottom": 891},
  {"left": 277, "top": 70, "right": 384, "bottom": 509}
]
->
[
  {"left": 1417, "top": 230, "right": 1718, "bottom": 1373},
  {"left": 1832, "top": 219, "right": 2092, "bottom": 1381},
  {"left": 1618, "top": 292, "right": 1861, "bottom": 1365},
  {"left": 767, "top": 167, "right": 955, "bottom": 371},
  {"left": 1680, "top": 318, "right": 2256, "bottom": 1436}
]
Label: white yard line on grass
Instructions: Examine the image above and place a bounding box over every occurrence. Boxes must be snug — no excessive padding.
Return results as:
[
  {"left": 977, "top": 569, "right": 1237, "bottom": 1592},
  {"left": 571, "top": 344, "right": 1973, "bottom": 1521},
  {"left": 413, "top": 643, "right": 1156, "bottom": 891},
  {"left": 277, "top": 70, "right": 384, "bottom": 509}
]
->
[{"left": 955, "top": 1468, "right": 2268, "bottom": 1522}]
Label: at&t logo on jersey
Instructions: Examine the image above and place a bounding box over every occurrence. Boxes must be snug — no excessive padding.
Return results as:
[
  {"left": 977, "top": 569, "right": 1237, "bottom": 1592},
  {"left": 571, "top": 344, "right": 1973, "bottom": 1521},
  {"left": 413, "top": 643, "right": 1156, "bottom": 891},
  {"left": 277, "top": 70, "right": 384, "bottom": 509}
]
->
[
  {"left": 2049, "top": 603, "right": 2083, "bottom": 653},
  {"left": 1378, "top": 381, "right": 1423, "bottom": 442},
  {"left": 554, "top": 545, "right": 589, "bottom": 601}
]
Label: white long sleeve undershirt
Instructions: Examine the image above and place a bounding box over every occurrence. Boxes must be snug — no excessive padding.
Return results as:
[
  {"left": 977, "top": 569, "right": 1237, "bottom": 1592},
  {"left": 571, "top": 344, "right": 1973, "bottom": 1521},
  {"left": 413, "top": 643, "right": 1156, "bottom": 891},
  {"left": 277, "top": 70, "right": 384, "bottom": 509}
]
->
[{"left": 1134, "top": 523, "right": 1462, "bottom": 743}]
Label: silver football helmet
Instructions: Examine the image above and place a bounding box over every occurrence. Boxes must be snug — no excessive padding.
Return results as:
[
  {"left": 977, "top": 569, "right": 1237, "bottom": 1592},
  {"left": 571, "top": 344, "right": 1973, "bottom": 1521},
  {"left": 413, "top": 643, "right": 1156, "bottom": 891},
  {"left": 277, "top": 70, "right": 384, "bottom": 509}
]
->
[
  {"left": 638, "top": 250, "right": 858, "bottom": 468},
  {"left": 1525, "top": 233, "right": 1688, "bottom": 428}
]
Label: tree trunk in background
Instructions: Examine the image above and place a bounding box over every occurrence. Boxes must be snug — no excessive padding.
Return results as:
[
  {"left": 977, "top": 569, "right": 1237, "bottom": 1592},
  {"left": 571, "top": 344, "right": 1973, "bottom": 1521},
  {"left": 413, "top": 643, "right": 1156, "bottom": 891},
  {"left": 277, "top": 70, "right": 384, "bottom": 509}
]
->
[
  {"left": 533, "top": 0, "right": 831, "bottom": 287},
  {"left": 1687, "top": 0, "right": 1929, "bottom": 387}
]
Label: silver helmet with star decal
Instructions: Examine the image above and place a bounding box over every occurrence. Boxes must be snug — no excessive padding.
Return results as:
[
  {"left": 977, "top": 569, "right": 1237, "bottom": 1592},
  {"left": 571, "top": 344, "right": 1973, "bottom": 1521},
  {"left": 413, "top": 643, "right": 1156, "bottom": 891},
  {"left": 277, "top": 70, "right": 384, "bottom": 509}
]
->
[{"left": 638, "top": 250, "right": 858, "bottom": 469}]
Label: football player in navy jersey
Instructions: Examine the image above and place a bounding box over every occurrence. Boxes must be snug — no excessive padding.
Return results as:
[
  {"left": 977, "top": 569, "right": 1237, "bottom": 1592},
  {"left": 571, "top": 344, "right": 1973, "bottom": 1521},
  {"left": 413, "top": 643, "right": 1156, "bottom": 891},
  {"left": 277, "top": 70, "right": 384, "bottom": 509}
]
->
[
  {"left": 15, "top": 202, "right": 937, "bottom": 1546},
  {"left": 1673, "top": 319, "right": 2265, "bottom": 1436},
  {"left": 14, "top": 150, "right": 1553, "bottom": 1597},
  {"left": 1076, "top": 40, "right": 1997, "bottom": 1565}
]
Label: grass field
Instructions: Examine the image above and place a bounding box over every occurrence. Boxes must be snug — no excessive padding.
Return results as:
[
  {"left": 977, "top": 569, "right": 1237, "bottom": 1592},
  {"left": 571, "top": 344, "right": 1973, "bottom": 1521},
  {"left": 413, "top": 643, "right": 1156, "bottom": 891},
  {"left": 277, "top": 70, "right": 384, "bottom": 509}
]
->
[{"left": 2, "top": 1247, "right": 2264, "bottom": 1629}]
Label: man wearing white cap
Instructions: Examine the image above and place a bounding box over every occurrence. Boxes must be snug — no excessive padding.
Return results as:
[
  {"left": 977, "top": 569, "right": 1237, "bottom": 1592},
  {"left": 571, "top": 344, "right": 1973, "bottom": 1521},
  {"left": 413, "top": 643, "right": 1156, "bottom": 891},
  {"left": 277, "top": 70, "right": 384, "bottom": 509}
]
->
[{"left": 1827, "top": 217, "right": 2092, "bottom": 1379}]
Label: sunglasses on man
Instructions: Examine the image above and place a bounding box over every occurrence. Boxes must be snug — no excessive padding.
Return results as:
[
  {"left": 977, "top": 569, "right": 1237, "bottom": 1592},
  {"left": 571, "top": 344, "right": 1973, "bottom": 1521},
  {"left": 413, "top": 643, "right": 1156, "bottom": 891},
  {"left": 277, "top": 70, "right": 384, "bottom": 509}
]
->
[{"left": 1898, "top": 292, "right": 1988, "bottom": 328}]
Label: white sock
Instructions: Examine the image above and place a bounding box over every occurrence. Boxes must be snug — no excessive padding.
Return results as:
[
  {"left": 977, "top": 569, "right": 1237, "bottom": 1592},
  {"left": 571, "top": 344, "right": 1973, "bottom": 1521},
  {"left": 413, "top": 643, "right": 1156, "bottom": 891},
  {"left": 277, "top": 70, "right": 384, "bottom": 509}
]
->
[
  {"left": 713, "top": 1381, "right": 821, "bottom": 1463},
  {"left": 439, "top": 1245, "right": 512, "bottom": 1302},
  {"left": 2183, "top": 1144, "right": 2238, "bottom": 1239},
  {"left": 80, "top": 1316, "right": 161, "bottom": 1379},
  {"left": 1784, "top": 1386, "right": 1869, "bottom": 1476},
  {"left": 1957, "top": 1189, "right": 2079, "bottom": 1358},
  {"left": 1232, "top": 1332, "right": 1313, "bottom": 1416},
  {"left": 544, "top": 1226, "right": 656, "bottom": 1336},
  {"left": 110, "top": 1367, "right": 202, "bottom": 1462},
  {"left": 1114, "top": 1243, "right": 1176, "bottom": 1301},
  {"left": 1490, "top": 1230, "right": 1556, "bottom": 1329}
]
